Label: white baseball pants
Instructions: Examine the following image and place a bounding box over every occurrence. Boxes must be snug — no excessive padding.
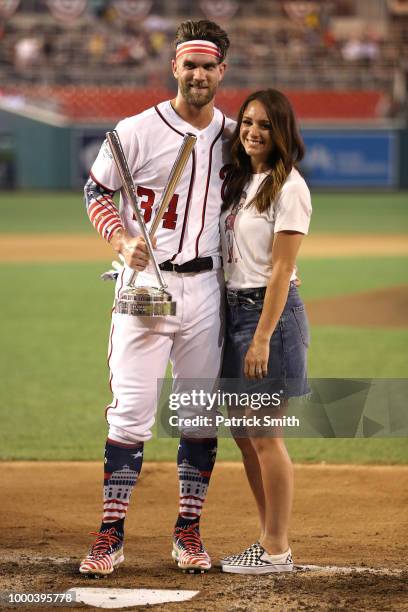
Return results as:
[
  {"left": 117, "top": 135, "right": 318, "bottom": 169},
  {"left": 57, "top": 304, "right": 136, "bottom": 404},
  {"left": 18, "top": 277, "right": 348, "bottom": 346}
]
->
[{"left": 106, "top": 267, "right": 225, "bottom": 443}]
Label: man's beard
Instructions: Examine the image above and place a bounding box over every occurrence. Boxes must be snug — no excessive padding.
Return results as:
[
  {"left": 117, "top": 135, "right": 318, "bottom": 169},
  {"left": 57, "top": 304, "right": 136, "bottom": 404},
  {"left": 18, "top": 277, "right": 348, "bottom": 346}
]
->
[{"left": 180, "top": 81, "right": 215, "bottom": 107}]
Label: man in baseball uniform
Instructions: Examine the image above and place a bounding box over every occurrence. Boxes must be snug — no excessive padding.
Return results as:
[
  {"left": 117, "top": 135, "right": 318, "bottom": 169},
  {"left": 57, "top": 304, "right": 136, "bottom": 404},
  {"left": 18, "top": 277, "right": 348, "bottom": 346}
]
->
[{"left": 79, "top": 20, "right": 235, "bottom": 576}]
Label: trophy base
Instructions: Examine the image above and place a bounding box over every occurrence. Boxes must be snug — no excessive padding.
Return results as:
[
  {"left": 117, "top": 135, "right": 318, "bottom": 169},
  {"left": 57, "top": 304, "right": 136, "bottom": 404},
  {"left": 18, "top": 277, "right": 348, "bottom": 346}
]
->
[{"left": 115, "top": 286, "right": 176, "bottom": 316}]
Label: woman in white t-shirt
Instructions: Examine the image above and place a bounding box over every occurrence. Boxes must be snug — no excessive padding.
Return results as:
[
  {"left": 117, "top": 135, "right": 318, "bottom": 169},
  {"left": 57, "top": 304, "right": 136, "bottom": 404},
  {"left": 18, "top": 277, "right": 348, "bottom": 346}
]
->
[{"left": 219, "top": 89, "right": 312, "bottom": 574}]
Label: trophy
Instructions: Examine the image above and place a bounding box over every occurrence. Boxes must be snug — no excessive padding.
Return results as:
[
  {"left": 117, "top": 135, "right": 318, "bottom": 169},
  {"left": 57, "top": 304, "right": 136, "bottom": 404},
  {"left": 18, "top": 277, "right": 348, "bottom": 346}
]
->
[{"left": 106, "top": 130, "right": 197, "bottom": 317}]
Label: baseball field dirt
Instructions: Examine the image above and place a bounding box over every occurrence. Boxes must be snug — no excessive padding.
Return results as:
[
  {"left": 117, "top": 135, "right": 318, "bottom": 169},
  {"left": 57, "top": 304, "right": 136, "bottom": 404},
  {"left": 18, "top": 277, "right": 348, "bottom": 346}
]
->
[
  {"left": 2, "top": 462, "right": 407, "bottom": 611},
  {"left": 306, "top": 285, "right": 408, "bottom": 327},
  {"left": 1, "top": 233, "right": 408, "bottom": 261}
]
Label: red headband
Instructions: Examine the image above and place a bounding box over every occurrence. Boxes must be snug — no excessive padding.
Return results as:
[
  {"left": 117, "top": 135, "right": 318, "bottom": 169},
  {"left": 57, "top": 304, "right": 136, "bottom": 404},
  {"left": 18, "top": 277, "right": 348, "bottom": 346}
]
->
[{"left": 176, "top": 39, "right": 222, "bottom": 60}]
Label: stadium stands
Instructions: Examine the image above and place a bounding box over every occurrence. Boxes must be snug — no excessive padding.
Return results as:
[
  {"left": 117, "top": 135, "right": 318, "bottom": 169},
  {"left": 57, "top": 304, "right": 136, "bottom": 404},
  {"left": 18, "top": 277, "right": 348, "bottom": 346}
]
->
[{"left": 0, "top": 0, "right": 406, "bottom": 120}]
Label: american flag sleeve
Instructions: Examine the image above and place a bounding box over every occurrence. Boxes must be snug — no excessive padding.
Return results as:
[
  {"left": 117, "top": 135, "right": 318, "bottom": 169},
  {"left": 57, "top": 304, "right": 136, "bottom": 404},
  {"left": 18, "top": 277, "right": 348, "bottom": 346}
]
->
[{"left": 84, "top": 175, "right": 124, "bottom": 242}]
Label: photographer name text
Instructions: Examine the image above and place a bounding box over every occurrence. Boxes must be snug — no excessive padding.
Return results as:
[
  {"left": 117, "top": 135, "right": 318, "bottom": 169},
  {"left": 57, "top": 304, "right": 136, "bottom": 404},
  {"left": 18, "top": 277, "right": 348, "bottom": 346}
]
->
[{"left": 168, "top": 414, "right": 300, "bottom": 428}]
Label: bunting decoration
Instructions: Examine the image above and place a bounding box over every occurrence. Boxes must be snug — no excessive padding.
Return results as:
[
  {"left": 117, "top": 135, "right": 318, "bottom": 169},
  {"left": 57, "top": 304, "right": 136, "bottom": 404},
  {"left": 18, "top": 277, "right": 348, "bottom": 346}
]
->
[
  {"left": 46, "top": 0, "right": 87, "bottom": 23},
  {"left": 0, "top": 0, "right": 20, "bottom": 18},
  {"left": 113, "top": 0, "right": 152, "bottom": 20},
  {"left": 200, "top": 0, "right": 238, "bottom": 20}
]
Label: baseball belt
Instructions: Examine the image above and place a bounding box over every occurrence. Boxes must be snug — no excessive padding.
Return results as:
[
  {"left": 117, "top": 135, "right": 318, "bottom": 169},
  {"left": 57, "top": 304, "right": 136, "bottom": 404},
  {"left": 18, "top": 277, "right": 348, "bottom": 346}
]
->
[{"left": 159, "top": 256, "right": 215, "bottom": 273}]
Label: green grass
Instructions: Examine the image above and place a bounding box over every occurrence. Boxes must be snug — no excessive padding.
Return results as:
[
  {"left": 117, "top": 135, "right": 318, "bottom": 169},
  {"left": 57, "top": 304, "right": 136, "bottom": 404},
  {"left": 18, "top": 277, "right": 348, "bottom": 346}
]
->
[
  {"left": 0, "top": 259, "right": 407, "bottom": 462},
  {"left": 308, "top": 327, "right": 408, "bottom": 378},
  {"left": 0, "top": 191, "right": 92, "bottom": 234},
  {"left": 310, "top": 192, "right": 408, "bottom": 234},
  {"left": 0, "top": 189, "right": 406, "bottom": 462},
  {"left": 286, "top": 439, "right": 408, "bottom": 464},
  {"left": 0, "top": 262, "right": 111, "bottom": 460},
  {"left": 297, "top": 257, "right": 408, "bottom": 300},
  {"left": 0, "top": 191, "right": 407, "bottom": 234}
]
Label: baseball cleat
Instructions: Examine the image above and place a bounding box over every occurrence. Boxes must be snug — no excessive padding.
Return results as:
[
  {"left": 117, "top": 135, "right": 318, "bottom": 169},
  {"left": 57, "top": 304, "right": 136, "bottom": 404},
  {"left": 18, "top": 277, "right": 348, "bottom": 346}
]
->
[
  {"left": 79, "top": 528, "right": 124, "bottom": 576},
  {"left": 221, "top": 542, "right": 293, "bottom": 575},
  {"left": 172, "top": 523, "right": 211, "bottom": 573}
]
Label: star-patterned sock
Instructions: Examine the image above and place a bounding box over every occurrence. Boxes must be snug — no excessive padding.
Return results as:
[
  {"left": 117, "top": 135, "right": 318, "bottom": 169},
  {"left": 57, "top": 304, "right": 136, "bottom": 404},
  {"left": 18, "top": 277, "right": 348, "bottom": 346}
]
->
[
  {"left": 175, "top": 436, "right": 217, "bottom": 529},
  {"left": 100, "top": 438, "right": 144, "bottom": 535}
]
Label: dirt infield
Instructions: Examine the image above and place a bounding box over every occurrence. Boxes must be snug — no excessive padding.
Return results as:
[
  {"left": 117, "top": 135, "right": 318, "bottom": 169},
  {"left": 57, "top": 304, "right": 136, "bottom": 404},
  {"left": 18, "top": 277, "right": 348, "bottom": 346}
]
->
[
  {"left": 306, "top": 285, "right": 408, "bottom": 327},
  {"left": 2, "top": 462, "right": 407, "bottom": 611},
  {"left": 1, "top": 233, "right": 408, "bottom": 262}
]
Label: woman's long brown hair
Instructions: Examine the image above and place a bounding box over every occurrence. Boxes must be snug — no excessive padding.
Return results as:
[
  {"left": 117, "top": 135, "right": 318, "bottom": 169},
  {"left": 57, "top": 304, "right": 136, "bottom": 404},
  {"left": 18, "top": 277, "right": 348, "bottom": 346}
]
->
[{"left": 222, "top": 89, "right": 305, "bottom": 213}]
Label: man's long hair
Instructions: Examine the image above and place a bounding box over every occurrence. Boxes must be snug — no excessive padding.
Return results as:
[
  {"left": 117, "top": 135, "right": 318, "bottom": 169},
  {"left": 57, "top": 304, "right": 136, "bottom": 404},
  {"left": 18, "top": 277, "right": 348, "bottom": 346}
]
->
[
  {"left": 222, "top": 90, "right": 305, "bottom": 213},
  {"left": 175, "top": 20, "right": 230, "bottom": 63}
]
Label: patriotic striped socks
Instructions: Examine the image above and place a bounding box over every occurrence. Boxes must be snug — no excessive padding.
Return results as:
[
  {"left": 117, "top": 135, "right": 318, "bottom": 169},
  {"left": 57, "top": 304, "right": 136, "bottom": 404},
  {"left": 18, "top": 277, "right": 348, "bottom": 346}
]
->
[
  {"left": 100, "top": 439, "right": 144, "bottom": 535},
  {"left": 175, "top": 437, "right": 217, "bottom": 529}
]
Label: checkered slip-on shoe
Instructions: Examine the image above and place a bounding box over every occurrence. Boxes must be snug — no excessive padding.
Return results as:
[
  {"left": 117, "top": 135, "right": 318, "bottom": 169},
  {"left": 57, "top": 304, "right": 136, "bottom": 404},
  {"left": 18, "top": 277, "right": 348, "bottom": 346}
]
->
[
  {"left": 221, "top": 542, "right": 293, "bottom": 575},
  {"left": 172, "top": 523, "right": 211, "bottom": 573},
  {"left": 79, "top": 528, "right": 124, "bottom": 576},
  {"left": 220, "top": 542, "right": 260, "bottom": 564}
]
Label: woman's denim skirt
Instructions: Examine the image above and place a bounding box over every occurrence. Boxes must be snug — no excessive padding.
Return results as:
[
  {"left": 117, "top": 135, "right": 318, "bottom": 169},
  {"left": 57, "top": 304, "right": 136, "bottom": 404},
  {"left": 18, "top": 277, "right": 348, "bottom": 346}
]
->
[{"left": 222, "top": 282, "right": 310, "bottom": 399}]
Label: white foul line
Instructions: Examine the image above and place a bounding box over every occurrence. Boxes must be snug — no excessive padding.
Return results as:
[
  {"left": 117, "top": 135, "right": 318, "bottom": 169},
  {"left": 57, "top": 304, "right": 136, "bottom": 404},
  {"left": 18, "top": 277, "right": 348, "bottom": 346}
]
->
[{"left": 294, "top": 564, "right": 403, "bottom": 576}]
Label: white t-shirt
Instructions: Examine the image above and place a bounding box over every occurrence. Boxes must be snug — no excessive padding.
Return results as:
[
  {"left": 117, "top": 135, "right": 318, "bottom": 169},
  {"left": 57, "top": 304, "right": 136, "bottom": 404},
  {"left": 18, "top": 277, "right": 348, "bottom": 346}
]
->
[{"left": 220, "top": 168, "right": 312, "bottom": 289}]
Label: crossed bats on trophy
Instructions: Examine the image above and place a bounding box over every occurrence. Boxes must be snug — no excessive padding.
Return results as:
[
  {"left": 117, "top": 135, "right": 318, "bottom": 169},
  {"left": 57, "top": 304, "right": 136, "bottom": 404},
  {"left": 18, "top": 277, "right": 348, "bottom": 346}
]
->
[{"left": 103, "top": 130, "right": 197, "bottom": 316}]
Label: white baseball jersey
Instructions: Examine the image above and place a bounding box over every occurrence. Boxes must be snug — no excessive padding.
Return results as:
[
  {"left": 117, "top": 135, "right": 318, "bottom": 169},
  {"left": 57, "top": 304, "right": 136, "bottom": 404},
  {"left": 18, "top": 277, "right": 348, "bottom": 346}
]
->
[{"left": 91, "top": 100, "right": 235, "bottom": 265}]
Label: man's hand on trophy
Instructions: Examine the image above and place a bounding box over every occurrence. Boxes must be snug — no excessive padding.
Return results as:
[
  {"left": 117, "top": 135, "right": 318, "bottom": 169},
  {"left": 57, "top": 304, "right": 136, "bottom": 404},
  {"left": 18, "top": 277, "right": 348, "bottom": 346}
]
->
[
  {"left": 123, "top": 235, "right": 157, "bottom": 271},
  {"left": 111, "top": 230, "right": 157, "bottom": 271}
]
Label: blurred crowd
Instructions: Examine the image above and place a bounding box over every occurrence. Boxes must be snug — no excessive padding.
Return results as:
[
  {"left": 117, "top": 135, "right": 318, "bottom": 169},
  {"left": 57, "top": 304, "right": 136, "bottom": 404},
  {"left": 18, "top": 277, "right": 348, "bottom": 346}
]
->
[
  {"left": 0, "top": 12, "right": 173, "bottom": 88},
  {"left": 0, "top": 0, "right": 407, "bottom": 117}
]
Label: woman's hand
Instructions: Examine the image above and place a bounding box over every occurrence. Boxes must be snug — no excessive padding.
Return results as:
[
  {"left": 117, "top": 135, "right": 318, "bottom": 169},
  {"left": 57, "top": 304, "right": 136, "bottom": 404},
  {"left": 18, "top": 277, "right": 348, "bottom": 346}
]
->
[
  {"left": 244, "top": 338, "right": 270, "bottom": 379},
  {"left": 243, "top": 231, "right": 305, "bottom": 380}
]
